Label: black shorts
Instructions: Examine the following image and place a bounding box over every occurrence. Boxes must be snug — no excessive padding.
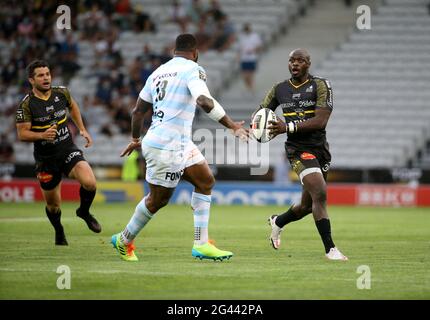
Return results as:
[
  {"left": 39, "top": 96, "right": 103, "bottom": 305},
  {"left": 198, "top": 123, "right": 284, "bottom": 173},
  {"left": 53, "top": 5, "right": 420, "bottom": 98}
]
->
[
  {"left": 35, "top": 145, "right": 86, "bottom": 190},
  {"left": 285, "top": 142, "right": 331, "bottom": 183}
]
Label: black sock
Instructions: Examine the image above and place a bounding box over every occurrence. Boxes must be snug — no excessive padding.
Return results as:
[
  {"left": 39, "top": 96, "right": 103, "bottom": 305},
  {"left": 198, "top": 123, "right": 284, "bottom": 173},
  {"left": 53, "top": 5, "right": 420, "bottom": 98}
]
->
[
  {"left": 79, "top": 186, "right": 96, "bottom": 215},
  {"left": 45, "top": 207, "right": 63, "bottom": 233},
  {"left": 315, "top": 218, "right": 335, "bottom": 254},
  {"left": 275, "top": 206, "right": 302, "bottom": 228}
]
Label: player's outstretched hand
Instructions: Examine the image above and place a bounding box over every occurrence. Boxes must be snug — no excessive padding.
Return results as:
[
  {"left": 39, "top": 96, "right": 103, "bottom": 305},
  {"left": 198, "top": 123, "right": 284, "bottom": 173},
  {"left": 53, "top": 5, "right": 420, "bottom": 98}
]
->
[
  {"left": 267, "top": 119, "right": 286, "bottom": 138},
  {"left": 80, "top": 129, "right": 93, "bottom": 148},
  {"left": 120, "top": 139, "right": 141, "bottom": 157},
  {"left": 231, "top": 120, "right": 250, "bottom": 142},
  {"left": 42, "top": 124, "right": 57, "bottom": 141}
]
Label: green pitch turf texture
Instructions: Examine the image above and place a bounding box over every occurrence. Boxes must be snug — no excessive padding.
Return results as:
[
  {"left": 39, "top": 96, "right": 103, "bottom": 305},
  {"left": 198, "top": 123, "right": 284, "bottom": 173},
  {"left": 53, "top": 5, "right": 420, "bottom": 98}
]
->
[{"left": 0, "top": 202, "right": 429, "bottom": 300}]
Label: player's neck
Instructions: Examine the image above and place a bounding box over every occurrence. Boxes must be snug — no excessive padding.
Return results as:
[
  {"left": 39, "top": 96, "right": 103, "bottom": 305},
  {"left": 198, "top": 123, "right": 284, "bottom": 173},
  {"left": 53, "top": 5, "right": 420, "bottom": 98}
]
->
[
  {"left": 290, "top": 74, "right": 309, "bottom": 87},
  {"left": 32, "top": 87, "right": 52, "bottom": 101}
]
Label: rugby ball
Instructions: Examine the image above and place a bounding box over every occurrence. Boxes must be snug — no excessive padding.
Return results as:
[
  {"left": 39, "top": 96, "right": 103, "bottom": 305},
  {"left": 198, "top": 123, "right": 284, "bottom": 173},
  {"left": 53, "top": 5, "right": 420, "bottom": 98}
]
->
[{"left": 251, "top": 108, "right": 277, "bottom": 143}]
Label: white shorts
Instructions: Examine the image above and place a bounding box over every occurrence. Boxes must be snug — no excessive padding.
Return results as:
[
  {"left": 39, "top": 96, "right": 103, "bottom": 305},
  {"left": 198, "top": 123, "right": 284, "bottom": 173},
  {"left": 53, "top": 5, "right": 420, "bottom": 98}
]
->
[{"left": 141, "top": 141, "right": 205, "bottom": 188}]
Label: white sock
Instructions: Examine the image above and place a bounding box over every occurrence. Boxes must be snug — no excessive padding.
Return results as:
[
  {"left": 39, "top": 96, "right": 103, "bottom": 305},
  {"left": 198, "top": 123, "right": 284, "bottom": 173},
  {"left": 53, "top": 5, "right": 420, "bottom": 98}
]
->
[
  {"left": 191, "top": 192, "right": 211, "bottom": 246},
  {"left": 121, "top": 196, "right": 153, "bottom": 244}
]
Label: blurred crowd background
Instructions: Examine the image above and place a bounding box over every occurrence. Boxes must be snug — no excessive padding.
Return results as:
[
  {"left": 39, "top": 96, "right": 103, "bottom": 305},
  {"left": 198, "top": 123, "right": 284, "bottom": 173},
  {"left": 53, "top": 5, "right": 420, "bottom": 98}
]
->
[{"left": 1, "top": 0, "right": 430, "bottom": 185}]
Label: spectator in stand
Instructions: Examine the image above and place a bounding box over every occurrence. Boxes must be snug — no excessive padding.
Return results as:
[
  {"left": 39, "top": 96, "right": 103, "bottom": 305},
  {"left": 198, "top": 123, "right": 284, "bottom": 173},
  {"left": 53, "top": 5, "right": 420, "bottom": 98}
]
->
[
  {"left": 134, "top": 4, "right": 156, "bottom": 32},
  {"left": 168, "top": 0, "right": 189, "bottom": 31},
  {"left": 114, "top": 103, "right": 132, "bottom": 134},
  {"left": 0, "top": 134, "right": 15, "bottom": 180},
  {"left": 206, "top": 0, "right": 225, "bottom": 23},
  {"left": 238, "top": 23, "right": 262, "bottom": 96},
  {"left": 95, "top": 76, "right": 113, "bottom": 105},
  {"left": 210, "top": 13, "right": 236, "bottom": 52},
  {"left": 194, "top": 17, "right": 212, "bottom": 52},
  {"left": 186, "top": 0, "right": 207, "bottom": 25}
]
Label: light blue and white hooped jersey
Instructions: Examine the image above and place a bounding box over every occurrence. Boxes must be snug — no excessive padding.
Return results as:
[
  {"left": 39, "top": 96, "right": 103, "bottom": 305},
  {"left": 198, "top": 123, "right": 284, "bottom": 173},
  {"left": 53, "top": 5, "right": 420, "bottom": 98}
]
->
[{"left": 139, "top": 56, "right": 208, "bottom": 151}]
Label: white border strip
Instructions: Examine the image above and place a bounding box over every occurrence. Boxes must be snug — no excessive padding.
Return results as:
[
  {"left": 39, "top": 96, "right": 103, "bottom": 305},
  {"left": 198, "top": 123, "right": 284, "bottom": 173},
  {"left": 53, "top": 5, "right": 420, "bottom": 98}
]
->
[{"left": 299, "top": 167, "right": 322, "bottom": 184}]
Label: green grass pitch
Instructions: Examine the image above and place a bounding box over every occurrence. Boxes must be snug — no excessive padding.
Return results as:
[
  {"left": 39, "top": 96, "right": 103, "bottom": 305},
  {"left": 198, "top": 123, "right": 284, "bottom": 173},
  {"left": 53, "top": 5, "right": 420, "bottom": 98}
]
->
[{"left": 0, "top": 202, "right": 429, "bottom": 299}]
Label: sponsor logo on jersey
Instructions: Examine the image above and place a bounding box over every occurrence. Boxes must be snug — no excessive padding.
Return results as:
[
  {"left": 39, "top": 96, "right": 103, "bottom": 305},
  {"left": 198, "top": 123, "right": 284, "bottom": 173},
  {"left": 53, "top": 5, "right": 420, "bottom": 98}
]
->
[
  {"left": 292, "top": 93, "right": 301, "bottom": 100},
  {"left": 37, "top": 172, "right": 53, "bottom": 183},
  {"left": 306, "top": 85, "right": 313, "bottom": 92},
  {"left": 46, "top": 105, "right": 54, "bottom": 113},
  {"left": 154, "top": 72, "right": 178, "bottom": 81},
  {"left": 54, "top": 110, "right": 66, "bottom": 118},
  {"left": 300, "top": 152, "right": 316, "bottom": 160},
  {"left": 16, "top": 109, "right": 24, "bottom": 121},
  {"left": 298, "top": 100, "right": 315, "bottom": 108},
  {"left": 54, "top": 96, "right": 60, "bottom": 102},
  {"left": 322, "top": 163, "right": 330, "bottom": 172},
  {"left": 199, "top": 70, "right": 207, "bottom": 81},
  {"left": 279, "top": 102, "right": 296, "bottom": 109}
]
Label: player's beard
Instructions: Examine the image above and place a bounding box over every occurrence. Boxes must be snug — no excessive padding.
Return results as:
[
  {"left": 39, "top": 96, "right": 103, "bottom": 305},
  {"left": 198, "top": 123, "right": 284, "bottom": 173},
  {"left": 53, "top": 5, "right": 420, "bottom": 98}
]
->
[{"left": 36, "top": 83, "right": 51, "bottom": 93}]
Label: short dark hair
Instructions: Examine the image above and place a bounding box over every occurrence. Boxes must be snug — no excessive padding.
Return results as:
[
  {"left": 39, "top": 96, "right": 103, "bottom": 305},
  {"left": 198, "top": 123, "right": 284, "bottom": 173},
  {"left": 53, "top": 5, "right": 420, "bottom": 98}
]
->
[
  {"left": 175, "top": 34, "right": 197, "bottom": 52},
  {"left": 27, "top": 60, "right": 50, "bottom": 78}
]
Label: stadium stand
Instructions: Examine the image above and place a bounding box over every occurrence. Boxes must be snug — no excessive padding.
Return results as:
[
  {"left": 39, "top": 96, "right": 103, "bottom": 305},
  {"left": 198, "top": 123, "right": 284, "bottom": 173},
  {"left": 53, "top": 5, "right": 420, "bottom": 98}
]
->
[
  {"left": 4, "top": 0, "right": 306, "bottom": 166},
  {"left": 3, "top": 0, "right": 429, "bottom": 174},
  {"left": 198, "top": 0, "right": 430, "bottom": 170},
  {"left": 319, "top": 0, "right": 430, "bottom": 169}
]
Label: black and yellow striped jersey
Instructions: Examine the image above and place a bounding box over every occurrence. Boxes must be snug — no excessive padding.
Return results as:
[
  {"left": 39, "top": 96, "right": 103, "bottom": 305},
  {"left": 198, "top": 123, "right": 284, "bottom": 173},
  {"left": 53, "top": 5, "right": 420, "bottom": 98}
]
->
[
  {"left": 16, "top": 86, "right": 74, "bottom": 159},
  {"left": 259, "top": 75, "right": 333, "bottom": 148}
]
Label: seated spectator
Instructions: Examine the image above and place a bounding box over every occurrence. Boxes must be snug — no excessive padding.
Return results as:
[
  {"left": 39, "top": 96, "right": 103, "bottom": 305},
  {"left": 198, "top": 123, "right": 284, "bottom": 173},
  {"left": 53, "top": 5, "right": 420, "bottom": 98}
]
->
[
  {"left": 115, "top": 104, "right": 132, "bottom": 134},
  {"left": 210, "top": 14, "right": 236, "bottom": 52},
  {"left": 0, "top": 134, "right": 15, "bottom": 180},
  {"left": 186, "top": 0, "right": 207, "bottom": 25},
  {"left": 134, "top": 5, "right": 156, "bottom": 33},
  {"left": 194, "top": 17, "right": 212, "bottom": 52},
  {"left": 168, "top": 0, "right": 189, "bottom": 30},
  {"left": 206, "top": 0, "right": 225, "bottom": 23},
  {"left": 95, "top": 76, "right": 113, "bottom": 104},
  {"left": 158, "top": 46, "right": 173, "bottom": 64}
]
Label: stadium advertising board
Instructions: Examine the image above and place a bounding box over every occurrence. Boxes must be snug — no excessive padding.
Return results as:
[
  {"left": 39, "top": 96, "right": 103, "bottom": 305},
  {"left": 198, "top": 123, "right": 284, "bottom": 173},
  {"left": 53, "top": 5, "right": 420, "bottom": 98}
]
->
[
  {"left": 0, "top": 180, "right": 143, "bottom": 203},
  {"left": 1, "top": 180, "right": 429, "bottom": 206}
]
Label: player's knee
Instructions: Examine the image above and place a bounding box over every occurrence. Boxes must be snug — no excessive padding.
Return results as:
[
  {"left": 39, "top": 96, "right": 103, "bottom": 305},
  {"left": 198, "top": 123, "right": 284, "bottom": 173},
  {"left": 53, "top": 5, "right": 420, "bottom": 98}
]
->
[
  {"left": 203, "top": 174, "right": 215, "bottom": 192},
  {"left": 81, "top": 179, "right": 96, "bottom": 192},
  {"left": 311, "top": 188, "right": 327, "bottom": 204}
]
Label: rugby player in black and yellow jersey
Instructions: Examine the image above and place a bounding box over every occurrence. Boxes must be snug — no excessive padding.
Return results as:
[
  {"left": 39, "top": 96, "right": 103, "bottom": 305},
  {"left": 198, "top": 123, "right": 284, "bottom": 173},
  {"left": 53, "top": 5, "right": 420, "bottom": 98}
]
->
[
  {"left": 254, "top": 49, "right": 347, "bottom": 260},
  {"left": 16, "top": 60, "right": 101, "bottom": 245}
]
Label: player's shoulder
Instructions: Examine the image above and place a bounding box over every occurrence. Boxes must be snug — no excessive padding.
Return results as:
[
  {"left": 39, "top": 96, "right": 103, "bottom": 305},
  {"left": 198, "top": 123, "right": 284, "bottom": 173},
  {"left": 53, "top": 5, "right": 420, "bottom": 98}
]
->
[
  {"left": 52, "top": 85, "right": 72, "bottom": 101},
  {"left": 311, "top": 75, "right": 332, "bottom": 86},
  {"left": 274, "top": 79, "right": 288, "bottom": 90},
  {"left": 51, "top": 85, "right": 70, "bottom": 94},
  {"left": 17, "top": 93, "right": 31, "bottom": 108},
  {"left": 182, "top": 59, "right": 206, "bottom": 80}
]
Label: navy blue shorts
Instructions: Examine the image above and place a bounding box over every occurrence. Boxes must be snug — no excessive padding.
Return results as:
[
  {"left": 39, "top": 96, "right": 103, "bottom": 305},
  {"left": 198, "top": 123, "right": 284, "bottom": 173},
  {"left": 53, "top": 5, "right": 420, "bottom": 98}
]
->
[{"left": 241, "top": 61, "right": 257, "bottom": 71}]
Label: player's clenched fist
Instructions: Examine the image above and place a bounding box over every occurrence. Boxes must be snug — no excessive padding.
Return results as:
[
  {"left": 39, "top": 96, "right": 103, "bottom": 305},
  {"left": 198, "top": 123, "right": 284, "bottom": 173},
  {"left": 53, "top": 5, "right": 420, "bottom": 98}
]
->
[{"left": 42, "top": 124, "right": 57, "bottom": 141}]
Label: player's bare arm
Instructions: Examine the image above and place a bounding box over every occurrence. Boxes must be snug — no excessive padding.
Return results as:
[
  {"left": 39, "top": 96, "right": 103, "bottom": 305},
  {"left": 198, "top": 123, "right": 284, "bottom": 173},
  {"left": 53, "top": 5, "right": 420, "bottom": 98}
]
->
[
  {"left": 16, "top": 122, "right": 57, "bottom": 142},
  {"left": 196, "top": 95, "right": 249, "bottom": 141},
  {"left": 120, "top": 97, "right": 152, "bottom": 157},
  {"left": 69, "top": 96, "right": 92, "bottom": 148}
]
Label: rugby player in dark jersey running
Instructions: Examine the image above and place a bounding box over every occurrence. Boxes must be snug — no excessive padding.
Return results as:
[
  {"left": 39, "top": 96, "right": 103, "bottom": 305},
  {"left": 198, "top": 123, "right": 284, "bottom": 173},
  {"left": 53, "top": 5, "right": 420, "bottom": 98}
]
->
[
  {"left": 254, "top": 49, "right": 347, "bottom": 260},
  {"left": 16, "top": 60, "right": 101, "bottom": 245}
]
